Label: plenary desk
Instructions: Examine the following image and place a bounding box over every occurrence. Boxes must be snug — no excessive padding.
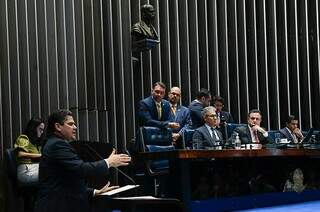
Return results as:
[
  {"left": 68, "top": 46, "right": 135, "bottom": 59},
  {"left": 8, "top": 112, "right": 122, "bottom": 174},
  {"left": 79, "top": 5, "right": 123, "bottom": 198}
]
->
[
  {"left": 139, "top": 149, "right": 320, "bottom": 211},
  {"left": 92, "top": 196, "right": 185, "bottom": 212}
]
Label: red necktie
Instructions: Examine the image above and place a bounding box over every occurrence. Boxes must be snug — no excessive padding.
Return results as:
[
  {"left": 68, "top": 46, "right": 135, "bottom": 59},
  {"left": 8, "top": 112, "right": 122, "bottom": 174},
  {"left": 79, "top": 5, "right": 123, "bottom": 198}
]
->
[{"left": 254, "top": 131, "right": 260, "bottom": 143}]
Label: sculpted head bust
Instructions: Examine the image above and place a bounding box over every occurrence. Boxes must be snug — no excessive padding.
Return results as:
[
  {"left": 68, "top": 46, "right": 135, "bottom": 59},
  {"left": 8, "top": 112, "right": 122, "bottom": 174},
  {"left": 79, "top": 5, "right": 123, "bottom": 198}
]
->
[{"left": 131, "top": 4, "right": 158, "bottom": 41}]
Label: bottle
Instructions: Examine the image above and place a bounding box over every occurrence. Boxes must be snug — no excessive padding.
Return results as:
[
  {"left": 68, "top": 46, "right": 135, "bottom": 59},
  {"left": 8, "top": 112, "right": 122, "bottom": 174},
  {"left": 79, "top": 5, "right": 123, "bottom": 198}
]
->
[{"left": 234, "top": 132, "right": 241, "bottom": 149}]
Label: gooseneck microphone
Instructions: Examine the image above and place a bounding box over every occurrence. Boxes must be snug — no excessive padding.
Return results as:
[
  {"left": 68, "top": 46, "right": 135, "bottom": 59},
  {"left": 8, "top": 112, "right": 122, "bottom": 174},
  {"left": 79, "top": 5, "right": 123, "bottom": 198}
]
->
[{"left": 83, "top": 143, "right": 136, "bottom": 185}]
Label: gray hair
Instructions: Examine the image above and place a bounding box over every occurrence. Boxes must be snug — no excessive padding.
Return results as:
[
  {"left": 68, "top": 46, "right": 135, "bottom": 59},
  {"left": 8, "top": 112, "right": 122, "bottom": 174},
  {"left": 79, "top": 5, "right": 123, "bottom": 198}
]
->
[{"left": 202, "top": 106, "right": 216, "bottom": 118}]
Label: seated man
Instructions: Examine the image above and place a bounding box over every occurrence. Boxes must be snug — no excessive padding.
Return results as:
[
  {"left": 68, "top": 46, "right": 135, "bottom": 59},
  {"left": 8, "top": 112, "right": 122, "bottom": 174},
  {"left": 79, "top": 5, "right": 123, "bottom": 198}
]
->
[
  {"left": 279, "top": 115, "right": 304, "bottom": 143},
  {"left": 231, "top": 109, "right": 272, "bottom": 146},
  {"left": 168, "top": 86, "right": 192, "bottom": 147},
  {"left": 192, "top": 106, "right": 223, "bottom": 149}
]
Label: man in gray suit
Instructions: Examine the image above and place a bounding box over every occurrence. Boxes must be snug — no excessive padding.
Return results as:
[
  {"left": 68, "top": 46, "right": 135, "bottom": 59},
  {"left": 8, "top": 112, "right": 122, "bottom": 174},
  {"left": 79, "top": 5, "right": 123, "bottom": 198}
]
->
[{"left": 192, "top": 106, "right": 223, "bottom": 149}]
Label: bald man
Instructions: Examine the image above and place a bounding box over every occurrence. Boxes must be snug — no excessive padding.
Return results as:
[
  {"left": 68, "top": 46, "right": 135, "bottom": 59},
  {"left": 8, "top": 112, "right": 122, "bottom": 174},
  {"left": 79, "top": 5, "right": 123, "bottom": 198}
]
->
[{"left": 168, "top": 87, "right": 192, "bottom": 147}]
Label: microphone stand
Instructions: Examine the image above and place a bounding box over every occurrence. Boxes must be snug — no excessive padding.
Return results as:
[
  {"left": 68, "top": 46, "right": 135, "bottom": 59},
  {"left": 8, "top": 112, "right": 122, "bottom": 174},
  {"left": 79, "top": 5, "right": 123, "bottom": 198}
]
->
[{"left": 83, "top": 143, "right": 137, "bottom": 186}]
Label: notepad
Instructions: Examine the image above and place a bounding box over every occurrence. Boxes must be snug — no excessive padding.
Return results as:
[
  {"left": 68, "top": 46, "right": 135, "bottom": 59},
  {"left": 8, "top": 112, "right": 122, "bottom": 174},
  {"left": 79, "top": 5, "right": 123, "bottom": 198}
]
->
[{"left": 100, "top": 185, "right": 140, "bottom": 196}]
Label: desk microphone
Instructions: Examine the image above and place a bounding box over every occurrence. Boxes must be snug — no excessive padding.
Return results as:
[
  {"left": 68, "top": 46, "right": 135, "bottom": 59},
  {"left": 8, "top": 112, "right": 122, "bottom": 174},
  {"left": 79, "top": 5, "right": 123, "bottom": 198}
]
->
[{"left": 83, "top": 143, "right": 137, "bottom": 186}]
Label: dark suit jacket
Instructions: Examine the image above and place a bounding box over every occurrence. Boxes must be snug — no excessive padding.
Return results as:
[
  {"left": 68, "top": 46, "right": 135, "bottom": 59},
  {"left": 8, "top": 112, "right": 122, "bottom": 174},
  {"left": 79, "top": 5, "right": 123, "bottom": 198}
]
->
[
  {"left": 189, "top": 100, "right": 204, "bottom": 129},
  {"left": 170, "top": 105, "right": 192, "bottom": 135},
  {"left": 279, "top": 128, "right": 300, "bottom": 143},
  {"left": 192, "top": 125, "right": 223, "bottom": 149},
  {"left": 217, "top": 111, "right": 234, "bottom": 123},
  {"left": 34, "top": 136, "right": 109, "bottom": 212},
  {"left": 137, "top": 96, "right": 173, "bottom": 128},
  {"left": 231, "top": 125, "right": 272, "bottom": 145}
]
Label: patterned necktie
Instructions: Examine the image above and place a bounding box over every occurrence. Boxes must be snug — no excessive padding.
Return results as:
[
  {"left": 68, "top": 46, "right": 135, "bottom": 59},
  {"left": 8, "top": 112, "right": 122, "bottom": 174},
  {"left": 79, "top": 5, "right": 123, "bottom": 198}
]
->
[
  {"left": 156, "top": 102, "right": 162, "bottom": 120},
  {"left": 171, "top": 105, "right": 177, "bottom": 116},
  {"left": 211, "top": 128, "right": 219, "bottom": 140}
]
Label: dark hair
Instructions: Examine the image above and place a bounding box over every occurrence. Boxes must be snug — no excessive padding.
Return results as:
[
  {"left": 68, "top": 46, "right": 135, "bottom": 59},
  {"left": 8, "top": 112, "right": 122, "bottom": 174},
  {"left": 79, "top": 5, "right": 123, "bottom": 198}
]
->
[
  {"left": 46, "top": 110, "right": 73, "bottom": 137},
  {"left": 196, "top": 88, "right": 211, "bottom": 99},
  {"left": 286, "top": 115, "right": 297, "bottom": 124},
  {"left": 153, "top": 82, "right": 166, "bottom": 90},
  {"left": 214, "top": 96, "right": 225, "bottom": 105},
  {"left": 23, "top": 117, "right": 44, "bottom": 145},
  {"left": 248, "top": 109, "right": 262, "bottom": 118}
]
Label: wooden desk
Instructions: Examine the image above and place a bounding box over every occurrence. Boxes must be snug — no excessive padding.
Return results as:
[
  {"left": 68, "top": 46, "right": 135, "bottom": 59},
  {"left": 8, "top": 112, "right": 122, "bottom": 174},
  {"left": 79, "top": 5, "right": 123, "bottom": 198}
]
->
[{"left": 138, "top": 149, "right": 320, "bottom": 211}]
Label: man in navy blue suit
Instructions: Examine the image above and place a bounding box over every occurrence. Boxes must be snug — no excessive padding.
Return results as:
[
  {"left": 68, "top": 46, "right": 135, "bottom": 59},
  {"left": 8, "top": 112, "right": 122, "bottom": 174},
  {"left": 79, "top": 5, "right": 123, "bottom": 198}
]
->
[
  {"left": 168, "top": 87, "right": 192, "bottom": 147},
  {"left": 34, "top": 110, "right": 131, "bottom": 212},
  {"left": 137, "top": 82, "right": 180, "bottom": 130},
  {"left": 188, "top": 88, "right": 212, "bottom": 129},
  {"left": 192, "top": 106, "right": 223, "bottom": 149},
  {"left": 279, "top": 115, "right": 304, "bottom": 143}
]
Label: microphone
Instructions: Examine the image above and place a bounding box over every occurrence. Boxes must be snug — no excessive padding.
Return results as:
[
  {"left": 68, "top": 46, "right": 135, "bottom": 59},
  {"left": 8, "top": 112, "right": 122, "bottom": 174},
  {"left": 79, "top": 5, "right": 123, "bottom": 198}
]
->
[{"left": 83, "top": 143, "right": 137, "bottom": 185}]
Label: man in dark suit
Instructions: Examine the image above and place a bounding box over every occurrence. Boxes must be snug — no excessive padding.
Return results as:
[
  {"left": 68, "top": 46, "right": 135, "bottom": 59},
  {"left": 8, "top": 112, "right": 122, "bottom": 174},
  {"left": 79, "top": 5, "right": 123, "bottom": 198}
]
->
[
  {"left": 231, "top": 109, "right": 272, "bottom": 147},
  {"left": 189, "top": 88, "right": 212, "bottom": 129},
  {"left": 168, "top": 86, "right": 192, "bottom": 147},
  {"left": 279, "top": 115, "right": 304, "bottom": 143},
  {"left": 213, "top": 95, "right": 234, "bottom": 140},
  {"left": 34, "top": 110, "right": 131, "bottom": 212},
  {"left": 192, "top": 106, "right": 223, "bottom": 149},
  {"left": 137, "top": 82, "right": 180, "bottom": 129}
]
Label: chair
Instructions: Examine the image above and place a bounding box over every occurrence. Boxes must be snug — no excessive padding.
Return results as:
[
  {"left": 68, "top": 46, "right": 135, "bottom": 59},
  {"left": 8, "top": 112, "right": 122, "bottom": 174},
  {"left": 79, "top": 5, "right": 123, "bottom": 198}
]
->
[
  {"left": 182, "top": 129, "right": 195, "bottom": 149},
  {"left": 139, "top": 127, "right": 175, "bottom": 196},
  {"left": 227, "top": 123, "right": 246, "bottom": 138},
  {"left": 5, "top": 148, "right": 38, "bottom": 211},
  {"left": 268, "top": 130, "right": 281, "bottom": 142}
]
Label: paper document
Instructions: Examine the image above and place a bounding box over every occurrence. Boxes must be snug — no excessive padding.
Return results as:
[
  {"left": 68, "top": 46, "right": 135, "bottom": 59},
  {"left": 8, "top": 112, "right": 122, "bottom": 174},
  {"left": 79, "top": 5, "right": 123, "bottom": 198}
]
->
[
  {"left": 100, "top": 185, "right": 139, "bottom": 196},
  {"left": 114, "top": 196, "right": 157, "bottom": 200}
]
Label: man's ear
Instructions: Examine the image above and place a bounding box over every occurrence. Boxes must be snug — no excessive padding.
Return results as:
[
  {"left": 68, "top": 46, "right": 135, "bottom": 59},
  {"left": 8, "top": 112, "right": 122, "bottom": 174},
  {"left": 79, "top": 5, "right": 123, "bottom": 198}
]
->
[
  {"left": 54, "top": 123, "right": 61, "bottom": 132},
  {"left": 201, "top": 97, "right": 206, "bottom": 103}
]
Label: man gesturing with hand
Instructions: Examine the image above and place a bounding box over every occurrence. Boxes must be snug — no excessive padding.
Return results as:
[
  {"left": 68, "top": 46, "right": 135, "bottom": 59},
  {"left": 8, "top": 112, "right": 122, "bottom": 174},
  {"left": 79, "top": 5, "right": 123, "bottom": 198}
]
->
[{"left": 34, "top": 110, "right": 131, "bottom": 212}]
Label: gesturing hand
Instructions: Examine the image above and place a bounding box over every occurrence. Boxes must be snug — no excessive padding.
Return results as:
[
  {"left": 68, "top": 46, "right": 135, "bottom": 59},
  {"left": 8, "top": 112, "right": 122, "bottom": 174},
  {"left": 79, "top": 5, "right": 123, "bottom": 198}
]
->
[
  {"left": 106, "top": 149, "right": 131, "bottom": 168},
  {"left": 94, "top": 181, "right": 119, "bottom": 196}
]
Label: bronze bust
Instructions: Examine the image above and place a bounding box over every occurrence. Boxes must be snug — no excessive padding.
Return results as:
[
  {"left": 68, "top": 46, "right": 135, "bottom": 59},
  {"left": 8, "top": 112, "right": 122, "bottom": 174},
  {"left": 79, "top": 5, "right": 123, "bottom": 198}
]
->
[{"left": 132, "top": 4, "right": 158, "bottom": 41}]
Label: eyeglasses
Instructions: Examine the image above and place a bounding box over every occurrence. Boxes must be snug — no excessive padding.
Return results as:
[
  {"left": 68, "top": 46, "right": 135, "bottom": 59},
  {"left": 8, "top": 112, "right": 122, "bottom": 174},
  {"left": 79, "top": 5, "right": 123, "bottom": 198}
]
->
[
  {"left": 170, "top": 92, "right": 181, "bottom": 97},
  {"left": 207, "top": 114, "right": 217, "bottom": 118},
  {"left": 250, "top": 117, "right": 261, "bottom": 121}
]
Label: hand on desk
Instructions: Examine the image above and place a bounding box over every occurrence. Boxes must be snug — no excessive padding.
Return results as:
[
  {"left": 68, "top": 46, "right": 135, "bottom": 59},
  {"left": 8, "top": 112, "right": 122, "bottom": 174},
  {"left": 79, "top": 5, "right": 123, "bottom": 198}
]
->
[{"left": 94, "top": 181, "right": 119, "bottom": 196}]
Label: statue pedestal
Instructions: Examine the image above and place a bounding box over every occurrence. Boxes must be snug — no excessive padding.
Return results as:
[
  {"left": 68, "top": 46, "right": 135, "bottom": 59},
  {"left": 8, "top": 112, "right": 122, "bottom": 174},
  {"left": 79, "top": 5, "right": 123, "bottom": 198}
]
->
[{"left": 132, "top": 39, "right": 160, "bottom": 52}]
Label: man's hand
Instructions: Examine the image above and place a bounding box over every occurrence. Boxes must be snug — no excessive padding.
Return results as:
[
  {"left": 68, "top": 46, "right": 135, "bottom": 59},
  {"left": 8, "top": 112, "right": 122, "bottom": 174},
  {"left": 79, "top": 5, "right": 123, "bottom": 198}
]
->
[
  {"left": 172, "top": 133, "right": 180, "bottom": 142},
  {"left": 106, "top": 149, "right": 131, "bottom": 168},
  {"left": 94, "top": 181, "right": 119, "bottom": 196},
  {"left": 167, "top": 122, "right": 180, "bottom": 129},
  {"left": 252, "top": 125, "right": 267, "bottom": 134},
  {"left": 293, "top": 128, "right": 304, "bottom": 139}
]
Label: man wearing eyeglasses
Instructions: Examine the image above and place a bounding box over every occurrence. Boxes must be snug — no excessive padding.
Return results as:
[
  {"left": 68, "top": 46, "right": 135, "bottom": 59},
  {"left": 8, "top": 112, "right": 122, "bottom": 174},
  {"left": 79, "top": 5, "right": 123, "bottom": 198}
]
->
[
  {"left": 192, "top": 106, "right": 223, "bottom": 149},
  {"left": 231, "top": 109, "right": 272, "bottom": 146},
  {"left": 168, "top": 87, "right": 192, "bottom": 147}
]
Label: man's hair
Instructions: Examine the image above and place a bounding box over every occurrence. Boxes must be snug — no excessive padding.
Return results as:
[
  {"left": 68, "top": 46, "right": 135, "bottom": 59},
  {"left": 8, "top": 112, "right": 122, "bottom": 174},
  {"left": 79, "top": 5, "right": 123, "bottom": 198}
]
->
[
  {"left": 46, "top": 110, "right": 73, "bottom": 137},
  {"left": 214, "top": 96, "right": 225, "bottom": 105},
  {"left": 196, "top": 88, "right": 211, "bottom": 99},
  {"left": 202, "top": 106, "right": 216, "bottom": 118},
  {"left": 286, "top": 115, "right": 297, "bottom": 124},
  {"left": 247, "top": 109, "right": 262, "bottom": 118},
  {"left": 153, "top": 82, "right": 166, "bottom": 90}
]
